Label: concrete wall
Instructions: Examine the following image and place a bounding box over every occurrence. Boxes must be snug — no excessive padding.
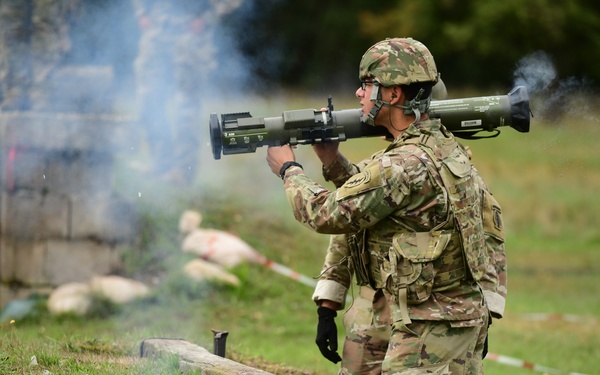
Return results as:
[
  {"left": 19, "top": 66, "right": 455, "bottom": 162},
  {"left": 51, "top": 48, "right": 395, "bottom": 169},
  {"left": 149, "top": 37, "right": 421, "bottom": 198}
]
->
[{"left": 0, "top": 111, "right": 138, "bottom": 309}]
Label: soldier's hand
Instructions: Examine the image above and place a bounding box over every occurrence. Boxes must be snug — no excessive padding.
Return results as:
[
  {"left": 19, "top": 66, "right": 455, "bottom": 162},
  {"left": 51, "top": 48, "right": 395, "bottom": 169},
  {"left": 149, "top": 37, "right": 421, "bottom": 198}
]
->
[
  {"left": 316, "top": 306, "right": 342, "bottom": 364},
  {"left": 312, "top": 108, "right": 341, "bottom": 166},
  {"left": 266, "top": 145, "right": 295, "bottom": 176},
  {"left": 312, "top": 142, "right": 340, "bottom": 167}
]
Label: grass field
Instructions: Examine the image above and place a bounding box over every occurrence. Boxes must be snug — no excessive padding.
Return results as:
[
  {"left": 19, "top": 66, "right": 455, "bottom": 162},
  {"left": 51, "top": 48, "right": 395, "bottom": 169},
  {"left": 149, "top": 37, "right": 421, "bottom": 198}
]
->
[{"left": 1, "top": 91, "right": 599, "bottom": 374}]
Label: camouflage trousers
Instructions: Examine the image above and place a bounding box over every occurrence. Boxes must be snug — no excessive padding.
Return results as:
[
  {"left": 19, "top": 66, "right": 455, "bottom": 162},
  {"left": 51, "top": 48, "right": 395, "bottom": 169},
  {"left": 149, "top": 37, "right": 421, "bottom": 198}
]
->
[
  {"left": 341, "top": 286, "right": 391, "bottom": 375},
  {"left": 340, "top": 286, "right": 488, "bottom": 375}
]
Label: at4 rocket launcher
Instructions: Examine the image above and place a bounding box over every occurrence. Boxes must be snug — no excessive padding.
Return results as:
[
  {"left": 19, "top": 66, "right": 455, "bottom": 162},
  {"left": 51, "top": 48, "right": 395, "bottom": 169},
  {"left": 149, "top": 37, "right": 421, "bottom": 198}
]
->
[{"left": 209, "top": 86, "right": 530, "bottom": 160}]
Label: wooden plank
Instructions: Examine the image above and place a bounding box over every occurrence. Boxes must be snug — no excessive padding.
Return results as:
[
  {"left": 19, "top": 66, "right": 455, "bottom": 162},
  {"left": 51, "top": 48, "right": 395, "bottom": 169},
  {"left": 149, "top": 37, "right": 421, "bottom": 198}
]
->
[{"left": 140, "top": 338, "right": 273, "bottom": 375}]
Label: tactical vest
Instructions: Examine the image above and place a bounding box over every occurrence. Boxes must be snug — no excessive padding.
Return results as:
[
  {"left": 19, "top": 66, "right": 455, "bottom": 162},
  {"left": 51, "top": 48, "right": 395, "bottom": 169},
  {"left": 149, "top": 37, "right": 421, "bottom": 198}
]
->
[
  {"left": 410, "top": 132, "right": 487, "bottom": 282},
  {"left": 348, "top": 127, "right": 487, "bottom": 324}
]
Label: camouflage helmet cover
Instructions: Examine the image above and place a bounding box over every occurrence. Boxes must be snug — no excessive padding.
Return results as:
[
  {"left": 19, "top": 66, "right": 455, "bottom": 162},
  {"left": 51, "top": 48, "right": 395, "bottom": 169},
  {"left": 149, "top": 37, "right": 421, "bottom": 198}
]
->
[{"left": 359, "top": 37, "right": 438, "bottom": 87}]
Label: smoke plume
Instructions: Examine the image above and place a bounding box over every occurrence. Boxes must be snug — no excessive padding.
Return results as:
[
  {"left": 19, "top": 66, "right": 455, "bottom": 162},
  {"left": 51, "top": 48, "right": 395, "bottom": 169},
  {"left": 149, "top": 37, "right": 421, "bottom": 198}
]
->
[{"left": 513, "top": 51, "right": 596, "bottom": 123}]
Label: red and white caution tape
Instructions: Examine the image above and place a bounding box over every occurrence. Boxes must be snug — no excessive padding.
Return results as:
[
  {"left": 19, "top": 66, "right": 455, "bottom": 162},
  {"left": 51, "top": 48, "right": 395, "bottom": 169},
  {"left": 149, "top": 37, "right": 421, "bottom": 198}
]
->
[
  {"left": 519, "top": 312, "right": 597, "bottom": 325},
  {"left": 485, "top": 353, "right": 590, "bottom": 375},
  {"left": 257, "top": 257, "right": 317, "bottom": 288}
]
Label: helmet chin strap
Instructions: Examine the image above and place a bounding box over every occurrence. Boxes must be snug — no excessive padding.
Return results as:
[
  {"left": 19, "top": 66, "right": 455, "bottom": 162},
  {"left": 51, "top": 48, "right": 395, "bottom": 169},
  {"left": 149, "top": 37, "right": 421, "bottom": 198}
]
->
[
  {"left": 361, "top": 83, "right": 385, "bottom": 126},
  {"left": 361, "top": 83, "right": 431, "bottom": 126}
]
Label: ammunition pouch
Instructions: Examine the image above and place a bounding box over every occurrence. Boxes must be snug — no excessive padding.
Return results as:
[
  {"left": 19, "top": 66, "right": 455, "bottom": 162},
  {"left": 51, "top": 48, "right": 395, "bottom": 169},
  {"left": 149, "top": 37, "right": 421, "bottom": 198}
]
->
[
  {"left": 380, "top": 230, "right": 464, "bottom": 324},
  {"left": 348, "top": 226, "right": 467, "bottom": 325}
]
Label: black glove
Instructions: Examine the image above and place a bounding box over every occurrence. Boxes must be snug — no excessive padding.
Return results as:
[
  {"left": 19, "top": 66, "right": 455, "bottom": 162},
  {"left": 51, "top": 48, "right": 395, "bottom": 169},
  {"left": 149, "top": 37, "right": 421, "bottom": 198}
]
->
[
  {"left": 482, "top": 317, "right": 492, "bottom": 359},
  {"left": 316, "top": 306, "right": 342, "bottom": 364},
  {"left": 482, "top": 333, "right": 489, "bottom": 359}
]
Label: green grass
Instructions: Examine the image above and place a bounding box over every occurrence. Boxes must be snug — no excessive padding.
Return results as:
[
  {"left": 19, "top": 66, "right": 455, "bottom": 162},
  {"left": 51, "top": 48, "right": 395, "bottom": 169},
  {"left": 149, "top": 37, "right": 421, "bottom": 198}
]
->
[{"left": 2, "top": 93, "right": 600, "bottom": 374}]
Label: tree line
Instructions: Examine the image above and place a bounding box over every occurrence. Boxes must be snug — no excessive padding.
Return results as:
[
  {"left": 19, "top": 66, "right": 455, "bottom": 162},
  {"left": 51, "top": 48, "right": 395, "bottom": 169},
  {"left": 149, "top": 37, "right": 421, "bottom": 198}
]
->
[{"left": 224, "top": 0, "right": 600, "bottom": 92}]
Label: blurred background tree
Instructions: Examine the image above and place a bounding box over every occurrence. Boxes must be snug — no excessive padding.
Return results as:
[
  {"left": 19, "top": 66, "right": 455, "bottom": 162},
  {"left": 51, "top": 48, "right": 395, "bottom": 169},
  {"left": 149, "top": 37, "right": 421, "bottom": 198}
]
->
[
  {"left": 60, "top": 0, "right": 600, "bottom": 95},
  {"left": 223, "top": 0, "right": 600, "bottom": 93}
]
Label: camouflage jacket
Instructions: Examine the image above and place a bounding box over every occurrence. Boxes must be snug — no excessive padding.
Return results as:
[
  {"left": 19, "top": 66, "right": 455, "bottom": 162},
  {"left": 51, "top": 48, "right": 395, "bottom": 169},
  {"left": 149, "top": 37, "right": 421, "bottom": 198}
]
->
[
  {"left": 310, "top": 169, "right": 507, "bottom": 319},
  {"left": 285, "top": 119, "right": 506, "bottom": 322}
]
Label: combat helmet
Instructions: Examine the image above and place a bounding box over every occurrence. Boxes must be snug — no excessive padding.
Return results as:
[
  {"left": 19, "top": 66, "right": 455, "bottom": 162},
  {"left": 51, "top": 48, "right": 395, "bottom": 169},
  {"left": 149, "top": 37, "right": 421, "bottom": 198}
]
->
[{"left": 359, "top": 37, "right": 439, "bottom": 125}]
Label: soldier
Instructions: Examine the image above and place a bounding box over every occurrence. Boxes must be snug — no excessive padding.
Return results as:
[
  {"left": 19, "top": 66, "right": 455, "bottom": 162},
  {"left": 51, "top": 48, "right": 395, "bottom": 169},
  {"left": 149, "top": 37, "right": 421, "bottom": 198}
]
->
[
  {"left": 0, "top": 0, "right": 78, "bottom": 111},
  {"left": 310, "top": 78, "right": 506, "bottom": 375},
  {"left": 310, "top": 169, "right": 506, "bottom": 375},
  {"left": 266, "top": 37, "right": 506, "bottom": 374},
  {"left": 131, "top": 0, "right": 242, "bottom": 183}
]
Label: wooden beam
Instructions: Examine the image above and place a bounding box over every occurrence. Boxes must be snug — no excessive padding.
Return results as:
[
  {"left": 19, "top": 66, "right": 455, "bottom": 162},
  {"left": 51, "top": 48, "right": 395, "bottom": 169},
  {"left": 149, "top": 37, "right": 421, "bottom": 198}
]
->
[{"left": 140, "top": 338, "right": 273, "bottom": 375}]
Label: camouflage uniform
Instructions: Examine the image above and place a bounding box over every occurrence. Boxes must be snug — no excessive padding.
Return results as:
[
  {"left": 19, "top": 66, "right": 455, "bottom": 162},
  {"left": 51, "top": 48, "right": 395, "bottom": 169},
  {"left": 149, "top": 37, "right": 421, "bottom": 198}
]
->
[
  {"left": 0, "top": 0, "right": 77, "bottom": 111},
  {"left": 131, "top": 0, "right": 242, "bottom": 182},
  {"left": 281, "top": 38, "right": 506, "bottom": 374},
  {"left": 312, "top": 166, "right": 507, "bottom": 374}
]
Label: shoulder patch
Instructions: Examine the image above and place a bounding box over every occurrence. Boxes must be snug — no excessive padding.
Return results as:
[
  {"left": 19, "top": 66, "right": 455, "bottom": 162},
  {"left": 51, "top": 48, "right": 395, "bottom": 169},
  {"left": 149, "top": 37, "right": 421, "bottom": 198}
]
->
[
  {"left": 492, "top": 205, "right": 503, "bottom": 232},
  {"left": 482, "top": 189, "right": 505, "bottom": 241},
  {"left": 346, "top": 170, "right": 371, "bottom": 188},
  {"left": 336, "top": 164, "right": 386, "bottom": 201}
]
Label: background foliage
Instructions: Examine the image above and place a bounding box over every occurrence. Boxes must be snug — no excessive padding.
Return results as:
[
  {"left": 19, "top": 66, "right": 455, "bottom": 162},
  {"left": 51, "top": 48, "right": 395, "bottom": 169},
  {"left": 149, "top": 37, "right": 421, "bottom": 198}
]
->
[
  {"left": 69, "top": 0, "right": 600, "bottom": 94},
  {"left": 224, "top": 0, "right": 600, "bottom": 91}
]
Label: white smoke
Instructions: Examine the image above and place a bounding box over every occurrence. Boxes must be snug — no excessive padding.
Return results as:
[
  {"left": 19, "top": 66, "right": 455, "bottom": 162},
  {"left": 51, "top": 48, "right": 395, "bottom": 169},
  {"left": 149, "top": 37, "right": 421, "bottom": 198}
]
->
[
  {"left": 513, "top": 51, "right": 595, "bottom": 123},
  {"left": 513, "top": 51, "right": 557, "bottom": 94}
]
